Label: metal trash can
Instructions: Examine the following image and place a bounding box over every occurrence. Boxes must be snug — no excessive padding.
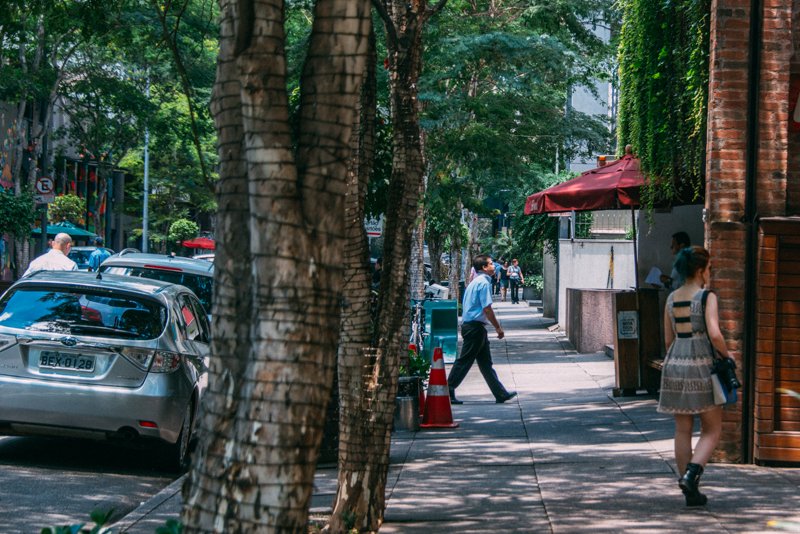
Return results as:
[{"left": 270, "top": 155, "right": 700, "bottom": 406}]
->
[{"left": 394, "top": 396, "right": 420, "bottom": 431}]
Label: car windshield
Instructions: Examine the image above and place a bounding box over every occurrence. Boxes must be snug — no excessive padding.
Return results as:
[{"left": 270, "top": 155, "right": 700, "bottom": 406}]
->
[
  {"left": 101, "top": 266, "right": 212, "bottom": 314},
  {"left": 68, "top": 250, "right": 92, "bottom": 268},
  {"left": 0, "top": 287, "right": 167, "bottom": 340}
]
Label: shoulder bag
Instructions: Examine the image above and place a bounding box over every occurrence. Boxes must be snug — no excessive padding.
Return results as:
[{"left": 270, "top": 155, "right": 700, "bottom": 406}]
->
[{"left": 701, "top": 290, "right": 741, "bottom": 405}]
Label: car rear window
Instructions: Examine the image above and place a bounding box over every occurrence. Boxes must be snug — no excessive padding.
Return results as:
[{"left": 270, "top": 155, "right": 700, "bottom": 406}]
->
[
  {"left": 0, "top": 287, "right": 167, "bottom": 340},
  {"left": 68, "top": 250, "right": 92, "bottom": 268},
  {"left": 101, "top": 266, "right": 212, "bottom": 314}
]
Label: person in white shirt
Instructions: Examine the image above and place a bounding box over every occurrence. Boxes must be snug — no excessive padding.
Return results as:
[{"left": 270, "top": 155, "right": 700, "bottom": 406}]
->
[{"left": 23, "top": 232, "right": 78, "bottom": 276}]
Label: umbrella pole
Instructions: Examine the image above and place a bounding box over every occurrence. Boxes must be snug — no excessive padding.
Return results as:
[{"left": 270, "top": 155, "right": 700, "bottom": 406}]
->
[{"left": 630, "top": 207, "right": 639, "bottom": 291}]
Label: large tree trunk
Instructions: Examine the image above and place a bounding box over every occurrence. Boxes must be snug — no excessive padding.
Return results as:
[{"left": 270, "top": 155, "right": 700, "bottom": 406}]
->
[
  {"left": 328, "top": 28, "right": 391, "bottom": 533},
  {"left": 182, "top": 1, "right": 371, "bottom": 531},
  {"left": 328, "top": 1, "right": 446, "bottom": 530}
]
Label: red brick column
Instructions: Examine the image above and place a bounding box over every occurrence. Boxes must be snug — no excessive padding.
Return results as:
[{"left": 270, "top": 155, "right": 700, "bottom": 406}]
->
[
  {"left": 706, "top": 0, "right": 794, "bottom": 461},
  {"left": 788, "top": 2, "right": 800, "bottom": 214},
  {"left": 706, "top": 0, "right": 752, "bottom": 463}
]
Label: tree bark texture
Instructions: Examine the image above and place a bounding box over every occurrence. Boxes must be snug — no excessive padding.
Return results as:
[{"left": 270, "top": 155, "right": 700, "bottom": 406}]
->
[
  {"left": 328, "top": 29, "right": 395, "bottom": 533},
  {"left": 182, "top": 1, "right": 371, "bottom": 531}
]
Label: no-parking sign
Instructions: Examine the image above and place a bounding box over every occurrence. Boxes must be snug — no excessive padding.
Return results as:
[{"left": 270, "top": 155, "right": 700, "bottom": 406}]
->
[{"left": 34, "top": 176, "right": 55, "bottom": 204}]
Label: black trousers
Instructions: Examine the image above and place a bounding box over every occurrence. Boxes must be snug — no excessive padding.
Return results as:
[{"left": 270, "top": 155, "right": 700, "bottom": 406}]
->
[
  {"left": 447, "top": 321, "right": 509, "bottom": 401},
  {"left": 510, "top": 278, "right": 521, "bottom": 303}
]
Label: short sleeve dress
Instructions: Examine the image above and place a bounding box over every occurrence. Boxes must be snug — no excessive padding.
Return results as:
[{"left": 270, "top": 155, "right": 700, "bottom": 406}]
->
[{"left": 657, "top": 289, "right": 716, "bottom": 414}]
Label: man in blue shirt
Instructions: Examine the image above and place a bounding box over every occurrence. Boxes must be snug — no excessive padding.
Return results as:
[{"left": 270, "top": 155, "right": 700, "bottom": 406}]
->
[
  {"left": 88, "top": 237, "right": 111, "bottom": 272},
  {"left": 448, "top": 254, "right": 517, "bottom": 404}
]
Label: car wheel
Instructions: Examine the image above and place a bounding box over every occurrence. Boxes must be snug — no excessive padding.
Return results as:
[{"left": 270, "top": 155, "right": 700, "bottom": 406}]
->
[{"left": 167, "top": 402, "right": 193, "bottom": 472}]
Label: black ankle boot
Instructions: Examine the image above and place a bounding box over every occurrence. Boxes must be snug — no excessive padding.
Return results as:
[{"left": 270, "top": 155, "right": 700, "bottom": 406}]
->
[
  {"left": 682, "top": 488, "right": 708, "bottom": 506},
  {"left": 679, "top": 463, "right": 707, "bottom": 506},
  {"left": 679, "top": 463, "right": 704, "bottom": 493}
]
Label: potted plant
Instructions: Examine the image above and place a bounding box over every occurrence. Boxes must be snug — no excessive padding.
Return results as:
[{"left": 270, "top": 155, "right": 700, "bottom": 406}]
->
[
  {"left": 522, "top": 274, "right": 543, "bottom": 301},
  {"left": 396, "top": 347, "right": 432, "bottom": 429}
]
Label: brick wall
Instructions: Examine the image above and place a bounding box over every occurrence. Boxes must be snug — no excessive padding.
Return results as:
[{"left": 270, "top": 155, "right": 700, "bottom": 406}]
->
[
  {"left": 706, "top": 0, "right": 752, "bottom": 463},
  {"left": 789, "top": 3, "right": 800, "bottom": 214},
  {"left": 706, "top": 0, "right": 796, "bottom": 462}
]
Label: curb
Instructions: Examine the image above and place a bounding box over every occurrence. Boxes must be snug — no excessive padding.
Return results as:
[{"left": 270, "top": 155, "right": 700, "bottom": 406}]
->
[{"left": 112, "top": 474, "right": 186, "bottom": 532}]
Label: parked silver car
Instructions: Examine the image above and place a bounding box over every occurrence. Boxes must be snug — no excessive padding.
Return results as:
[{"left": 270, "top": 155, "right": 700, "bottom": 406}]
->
[
  {"left": 0, "top": 271, "right": 210, "bottom": 471},
  {"left": 98, "top": 252, "right": 214, "bottom": 316}
]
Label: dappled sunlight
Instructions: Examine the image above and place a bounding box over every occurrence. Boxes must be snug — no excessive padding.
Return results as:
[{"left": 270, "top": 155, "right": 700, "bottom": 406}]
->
[{"left": 378, "top": 294, "right": 800, "bottom": 533}]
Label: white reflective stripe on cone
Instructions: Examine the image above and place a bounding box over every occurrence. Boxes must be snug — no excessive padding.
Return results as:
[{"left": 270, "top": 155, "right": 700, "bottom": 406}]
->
[{"left": 428, "top": 385, "right": 449, "bottom": 397}]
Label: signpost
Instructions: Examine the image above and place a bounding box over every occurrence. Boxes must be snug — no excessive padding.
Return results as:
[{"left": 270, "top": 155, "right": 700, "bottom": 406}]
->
[{"left": 34, "top": 176, "right": 55, "bottom": 204}]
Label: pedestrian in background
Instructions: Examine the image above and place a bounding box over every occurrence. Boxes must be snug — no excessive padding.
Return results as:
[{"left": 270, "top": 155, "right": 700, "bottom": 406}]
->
[
  {"left": 23, "top": 232, "right": 77, "bottom": 276},
  {"left": 88, "top": 237, "right": 111, "bottom": 272},
  {"left": 498, "top": 260, "right": 509, "bottom": 301},
  {"left": 492, "top": 257, "right": 502, "bottom": 295},
  {"left": 658, "top": 246, "right": 727, "bottom": 507},
  {"left": 660, "top": 231, "right": 691, "bottom": 289},
  {"left": 448, "top": 254, "right": 517, "bottom": 405},
  {"left": 507, "top": 258, "right": 524, "bottom": 304}
]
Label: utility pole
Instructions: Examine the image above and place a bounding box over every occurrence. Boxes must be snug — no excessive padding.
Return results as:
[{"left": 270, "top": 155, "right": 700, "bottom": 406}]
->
[{"left": 142, "top": 76, "right": 150, "bottom": 253}]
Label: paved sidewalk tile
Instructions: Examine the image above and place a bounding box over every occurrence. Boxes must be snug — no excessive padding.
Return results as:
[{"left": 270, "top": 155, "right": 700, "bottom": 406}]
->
[{"left": 114, "top": 301, "right": 800, "bottom": 533}]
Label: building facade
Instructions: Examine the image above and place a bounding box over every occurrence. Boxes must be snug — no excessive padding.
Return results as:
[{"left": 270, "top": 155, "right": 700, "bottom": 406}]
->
[{"left": 707, "top": 0, "right": 800, "bottom": 463}]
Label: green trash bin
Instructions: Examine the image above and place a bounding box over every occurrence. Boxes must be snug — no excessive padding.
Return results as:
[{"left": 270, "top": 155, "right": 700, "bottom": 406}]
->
[{"left": 424, "top": 299, "right": 458, "bottom": 364}]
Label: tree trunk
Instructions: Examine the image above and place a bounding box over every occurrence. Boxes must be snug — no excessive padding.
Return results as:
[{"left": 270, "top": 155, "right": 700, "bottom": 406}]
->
[
  {"left": 447, "top": 202, "right": 463, "bottom": 301},
  {"left": 409, "top": 212, "right": 426, "bottom": 301},
  {"left": 329, "top": 28, "right": 391, "bottom": 533},
  {"left": 428, "top": 235, "right": 442, "bottom": 283},
  {"left": 182, "top": 1, "right": 371, "bottom": 531}
]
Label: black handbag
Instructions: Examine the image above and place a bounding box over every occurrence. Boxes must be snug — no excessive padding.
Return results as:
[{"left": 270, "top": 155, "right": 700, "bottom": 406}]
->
[
  {"left": 702, "top": 290, "right": 742, "bottom": 395},
  {"left": 712, "top": 355, "right": 741, "bottom": 392}
]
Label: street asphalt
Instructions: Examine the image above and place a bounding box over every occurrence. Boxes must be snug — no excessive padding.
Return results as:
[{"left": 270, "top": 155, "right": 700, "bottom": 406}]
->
[{"left": 112, "top": 299, "right": 800, "bottom": 533}]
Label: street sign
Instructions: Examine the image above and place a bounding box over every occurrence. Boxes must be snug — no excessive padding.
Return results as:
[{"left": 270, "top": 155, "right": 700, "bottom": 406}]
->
[
  {"left": 365, "top": 216, "right": 383, "bottom": 238},
  {"left": 617, "top": 310, "right": 639, "bottom": 340},
  {"left": 34, "top": 176, "right": 55, "bottom": 204}
]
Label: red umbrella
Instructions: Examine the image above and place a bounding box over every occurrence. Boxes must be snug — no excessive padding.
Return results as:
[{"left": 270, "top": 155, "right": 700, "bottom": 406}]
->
[
  {"left": 182, "top": 237, "right": 216, "bottom": 250},
  {"left": 525, "top": 155, "right": 644, "bottom": 215},
  {"left": 525, "top": 154, "right": 647, "bottom": 289}
]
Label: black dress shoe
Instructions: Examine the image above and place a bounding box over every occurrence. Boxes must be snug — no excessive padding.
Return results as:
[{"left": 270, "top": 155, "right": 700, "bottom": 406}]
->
[
  {"left": 450, "top": 397, "right": 463, "bottom": 405},
  {"left": 496, "top": 391, "right": 518, "bottom": 403}
]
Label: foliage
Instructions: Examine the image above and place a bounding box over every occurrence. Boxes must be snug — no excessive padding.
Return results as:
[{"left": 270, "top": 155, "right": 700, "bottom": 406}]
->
[
  {"left": 0, "top": 190, "right": 35, "bottom": 239},
  {"left": 48, "top": 194, "right": 85, "bottom": 224},
  {"left": 481, "top": 231, "right": 515, "bottom": 261},
  {"left": 168, "top": 218, "right": 199, "bottom": 245},
  {"left": 420, "top": 0, "right": 617, "bottom": 270},
  {"left": 1, "top": 0, "right": 219, "bottom": 245},
  {"left": 523, "top": 274, "right": 544, "bottom": 291},
  {"left": 616, "top": 0, "right": 711, "bottom": 206},
  {"left": 155, "top": 518, "right": 184, "bottom": 534},
  {"left": 40, "top": 508, "right": 114, "bottom": 534},
  {"left": 507, "top": 170, "right": 573, "bottom": 269},
  {"left": 400, "top": 347, "right": 432, "bottom": 385}
]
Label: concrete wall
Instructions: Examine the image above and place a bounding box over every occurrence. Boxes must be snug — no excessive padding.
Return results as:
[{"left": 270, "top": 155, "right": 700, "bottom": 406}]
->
[
  {"left": 636, "top": 205, "right": 704, "bottom": 286},
  {"left": 542, "top": 250, "right": 557, "bottom": 318},
  {"left": 557, "top": 239, "right": 635, "bottom": 327},
  {"left": 565, "top": 288, "right": 621, "bottom": 353}
]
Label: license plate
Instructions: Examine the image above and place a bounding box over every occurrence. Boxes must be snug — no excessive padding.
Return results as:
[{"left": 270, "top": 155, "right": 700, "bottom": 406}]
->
[{"left": 39, "top": 351, "right": 95, "bottom": 373}]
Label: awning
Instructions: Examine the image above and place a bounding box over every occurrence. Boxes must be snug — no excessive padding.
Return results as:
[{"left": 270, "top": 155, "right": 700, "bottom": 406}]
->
[
  {"left": 525, "top": 155, "right": 644, "bottom": 215},
  {"left": 182, "top": 237, "right": 215, "bottom": 250},
  {"left": 31, "top": 221, "right": 98, "bottom": 238}
]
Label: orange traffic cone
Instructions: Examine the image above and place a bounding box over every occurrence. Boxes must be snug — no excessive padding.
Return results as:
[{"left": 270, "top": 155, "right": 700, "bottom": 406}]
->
[{"left": 420, "top": 347, "right": 459, "bottom": 428}]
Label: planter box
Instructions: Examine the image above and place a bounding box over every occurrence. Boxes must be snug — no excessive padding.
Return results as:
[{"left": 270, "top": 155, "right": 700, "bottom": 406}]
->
[{"left": 522, "top": 286, "right": 541, "bottom": 301}]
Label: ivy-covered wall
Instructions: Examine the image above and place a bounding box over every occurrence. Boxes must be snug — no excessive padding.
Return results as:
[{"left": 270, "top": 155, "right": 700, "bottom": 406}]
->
[{"left": 616, "top": 0, "right": 711, "bottom": 204}]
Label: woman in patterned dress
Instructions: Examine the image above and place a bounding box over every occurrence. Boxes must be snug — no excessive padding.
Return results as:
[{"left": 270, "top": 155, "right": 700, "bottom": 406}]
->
[{"left": 657, "top": 246, "right": 731, "bottom": 506}]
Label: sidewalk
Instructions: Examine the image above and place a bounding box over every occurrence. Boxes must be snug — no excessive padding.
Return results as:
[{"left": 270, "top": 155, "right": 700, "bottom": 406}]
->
[{"left": 114, "top": 301, "right": 800, "bottom": 533}]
